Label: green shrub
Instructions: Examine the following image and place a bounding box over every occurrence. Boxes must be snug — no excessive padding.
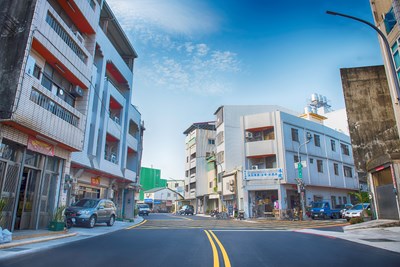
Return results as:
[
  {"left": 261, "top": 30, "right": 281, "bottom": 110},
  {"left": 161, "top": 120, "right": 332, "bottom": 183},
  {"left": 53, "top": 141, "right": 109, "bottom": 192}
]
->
[
  {"left": 52, "top": 205, "right": 66, "bottom": 222},
  {"left": 349, "top": 217, "right": 364, "bottom": 224}
]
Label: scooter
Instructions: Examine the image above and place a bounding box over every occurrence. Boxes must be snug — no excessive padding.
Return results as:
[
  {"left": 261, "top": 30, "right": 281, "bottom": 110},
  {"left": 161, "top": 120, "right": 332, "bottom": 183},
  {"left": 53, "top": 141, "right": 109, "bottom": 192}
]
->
[
  {"left": 210, "top": 209, "right": 219, "bottom": 217},
  {"left": 65, "top": 217, "right": 74, "bottom": 229}
]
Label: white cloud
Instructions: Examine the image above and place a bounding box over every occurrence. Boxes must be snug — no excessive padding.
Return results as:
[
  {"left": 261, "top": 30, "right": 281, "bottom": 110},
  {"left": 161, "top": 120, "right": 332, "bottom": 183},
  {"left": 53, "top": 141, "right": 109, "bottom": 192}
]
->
[
  {"left": 107, "top": 0, "right": 240, "bottom": 95},
  {"left": 107, "top": 0, "right": 219, "bottom": 35}
]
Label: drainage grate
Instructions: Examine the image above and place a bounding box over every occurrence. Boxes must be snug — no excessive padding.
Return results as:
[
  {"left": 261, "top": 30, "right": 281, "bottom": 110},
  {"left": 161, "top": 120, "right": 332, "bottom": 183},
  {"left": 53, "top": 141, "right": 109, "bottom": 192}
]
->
[
  {"left": 362, "top": 238, "right": 396, "bottom": 242},
  {"left": 3, "top": 247, "right": 31, "bottom": 252}
]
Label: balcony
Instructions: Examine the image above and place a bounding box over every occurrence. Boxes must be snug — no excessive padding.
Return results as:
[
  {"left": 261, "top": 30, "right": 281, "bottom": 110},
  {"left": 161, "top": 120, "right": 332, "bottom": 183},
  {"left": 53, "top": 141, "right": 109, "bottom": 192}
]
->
[
  {"left": 107, "top": 116, "right": 122, "bottom": 141},
  {"left": 123, "top": 168, "right": 136, "bottom": 182},
  {"left": 96, "top": 29, "right": 133, "bottom": 89},
  {"left": 246, "top": 140, "right": 276, "bottom": 158},
  {"left": 126, "top": 133, "right": 138, "bottom": 151}
]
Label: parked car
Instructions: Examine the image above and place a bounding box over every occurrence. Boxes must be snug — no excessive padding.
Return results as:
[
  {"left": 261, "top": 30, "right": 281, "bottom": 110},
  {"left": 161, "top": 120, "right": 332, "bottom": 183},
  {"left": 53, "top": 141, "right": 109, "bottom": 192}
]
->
[
  {"left": 179, "top": 205, "right": 194, "bottom": 215},
  {"left": 65, "top": 198, "right": 116, "bottom": 228},
  {"left": 335, "top": 204, "right": 353, "bottom": 218},
  {"left": 344, "top": 203, "right": 371, "bottom": 221},
  {"left": 310, "top": 201, "right": 341, "bottom": 219},
  {"left": 137, "top": 204, "right": 150, "bottom": 216}
]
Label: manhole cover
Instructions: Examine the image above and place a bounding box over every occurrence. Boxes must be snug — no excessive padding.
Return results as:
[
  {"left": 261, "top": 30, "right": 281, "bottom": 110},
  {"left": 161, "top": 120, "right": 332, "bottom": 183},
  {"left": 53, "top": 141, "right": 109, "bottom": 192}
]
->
[
  {"left": 3, "top": 247, "right": 30, "bottom": 252},
  {"left": 362, "top": 238, "right": 396, "bottom": 242}
]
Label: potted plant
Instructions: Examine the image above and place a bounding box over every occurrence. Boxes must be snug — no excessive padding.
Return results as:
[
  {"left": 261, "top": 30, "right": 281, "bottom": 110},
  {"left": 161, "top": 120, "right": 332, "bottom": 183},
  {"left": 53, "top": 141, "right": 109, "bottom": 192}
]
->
[{"left": 48, "top": 205, "right": 66, "bottom": 231}]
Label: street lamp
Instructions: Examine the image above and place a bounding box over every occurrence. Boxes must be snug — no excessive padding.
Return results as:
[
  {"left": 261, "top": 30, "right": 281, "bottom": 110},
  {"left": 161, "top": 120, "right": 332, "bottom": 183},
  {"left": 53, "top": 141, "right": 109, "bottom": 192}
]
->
[
  {"left": 326, "top": 10, "right": 400, "bottom": 101},
  {"left": 296, "top": 132, "right": 312, "bottom": 220}
]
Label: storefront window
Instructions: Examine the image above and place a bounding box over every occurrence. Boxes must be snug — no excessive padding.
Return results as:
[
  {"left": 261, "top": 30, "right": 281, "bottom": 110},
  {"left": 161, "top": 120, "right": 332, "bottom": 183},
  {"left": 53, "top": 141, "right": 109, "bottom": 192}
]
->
[
  {"left": 25, "top": 150, "right": 42, "bottom": 168},
  {"left": 0, "top": 139, "right": 23, "bottom": 162}
]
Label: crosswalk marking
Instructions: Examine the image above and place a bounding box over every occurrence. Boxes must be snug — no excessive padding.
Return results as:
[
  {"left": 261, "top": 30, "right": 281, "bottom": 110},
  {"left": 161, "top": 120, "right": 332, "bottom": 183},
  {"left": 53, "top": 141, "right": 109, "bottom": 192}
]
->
[{"left": 128, "top": 218, "right": 348, "bottom": 230}]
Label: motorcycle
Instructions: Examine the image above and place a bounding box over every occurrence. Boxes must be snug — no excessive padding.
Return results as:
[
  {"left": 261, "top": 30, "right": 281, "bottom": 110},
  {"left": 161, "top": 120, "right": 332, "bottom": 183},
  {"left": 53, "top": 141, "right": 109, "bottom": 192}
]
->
[{"left": 210, "top": 209, "right": 219, "bottom": 217}]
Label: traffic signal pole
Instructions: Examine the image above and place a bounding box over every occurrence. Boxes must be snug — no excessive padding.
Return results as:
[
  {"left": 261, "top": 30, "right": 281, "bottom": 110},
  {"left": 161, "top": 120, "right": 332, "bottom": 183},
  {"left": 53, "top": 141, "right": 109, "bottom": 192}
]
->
[{"left": 297, "top": 133, "right": 312, "bottom": 220}]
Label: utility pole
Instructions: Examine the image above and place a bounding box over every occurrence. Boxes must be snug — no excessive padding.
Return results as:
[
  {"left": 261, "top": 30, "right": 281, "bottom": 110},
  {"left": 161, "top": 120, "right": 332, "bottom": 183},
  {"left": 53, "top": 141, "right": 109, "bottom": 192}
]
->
[{"left": 297, "top": 132, "right": 312, "bottom": 220}]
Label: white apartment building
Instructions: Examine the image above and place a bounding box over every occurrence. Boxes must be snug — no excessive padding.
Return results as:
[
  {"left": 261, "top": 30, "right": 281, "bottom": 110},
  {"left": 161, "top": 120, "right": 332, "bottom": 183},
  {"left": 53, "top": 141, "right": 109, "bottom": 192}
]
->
[
  {"left": 183, "top": 122, "right": 216, "bottom": 214},
  {"left": 242, "top": 111, "right": 358, "bottom": 217},
  {"left": 166, "top": 179, "right": 185, "bottom": 197},
  {"left": 70, "top": 2, "right": 142, "bottom": 220},
  {"left": 214, "top": 105, "right": 297, "bottom": 215}
]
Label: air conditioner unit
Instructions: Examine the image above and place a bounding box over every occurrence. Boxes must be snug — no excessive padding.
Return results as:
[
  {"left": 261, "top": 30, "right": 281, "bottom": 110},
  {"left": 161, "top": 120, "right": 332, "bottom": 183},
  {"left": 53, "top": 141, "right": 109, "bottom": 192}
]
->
[
  {"left": 245, "top": 132, "right": 253, "bottom": 138},
  {"left": 111, "top": 153, "right": 117, "bottom": 163},
  {"left": 74, "top": 31, "right": 84, "bottom": 44},
  {"left": 71, "top": 86, "right": 83, "bottom": 97},
  {"left": 114, "top": 116, "right": 120, "bottom": 124},
  {"left": 229, "top": 180, "right": 234, "bottom": 185},
  {"left": 251, "top": 165, "right": 258, "bottom": 170}
]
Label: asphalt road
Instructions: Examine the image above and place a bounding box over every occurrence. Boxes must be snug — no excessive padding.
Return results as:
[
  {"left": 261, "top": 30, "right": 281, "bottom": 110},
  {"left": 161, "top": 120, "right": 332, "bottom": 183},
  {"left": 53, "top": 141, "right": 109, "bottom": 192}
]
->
[{"left": 1, "top": 214, "right": 399, "bottom": 267}]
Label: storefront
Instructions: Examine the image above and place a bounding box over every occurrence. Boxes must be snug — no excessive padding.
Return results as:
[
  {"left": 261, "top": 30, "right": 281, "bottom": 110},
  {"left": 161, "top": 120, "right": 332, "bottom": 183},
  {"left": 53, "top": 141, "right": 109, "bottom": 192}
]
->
[
  {"left": 0, "top": 138, "right": 65, "bottom": 231},
  {"left": 249, "top": 190, "right": 279, "bottom": 218}
]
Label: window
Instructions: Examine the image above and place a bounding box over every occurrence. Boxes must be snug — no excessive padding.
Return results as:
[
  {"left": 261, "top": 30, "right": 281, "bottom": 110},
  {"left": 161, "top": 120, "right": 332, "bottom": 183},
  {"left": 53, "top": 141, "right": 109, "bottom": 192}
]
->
[
  {"left": 309, "top": 158, "right": 314, "bottom": 164},
  {"left": 217, "top": 151, "right": 224, "bottom": 163},
  {"left": 331, "top": 196, "right": 337, "bottom": 208},
  {"left": 291, "top": 128, "right": 299, "bottom": 142},
  {"left": 41, "top": 63, "right": 76, "bottom": 107},
  {"left": 317, "top": 160, "right": 323, "bottom": 173},
  {"left": 208, "top": 139, "right": 215, "bottom": 145},
  {"left": 344, "top": 166, "right": 353, "bottom": 177},
  {"left": 334, "top": 163, "right": 339, "bottom": 175},
  {"left": 343, "top": 196, "right": 347, "bottom": 204},
  {"left": 294, "top": 155, "right": 299, "bottom": 163},
  {"left": 33, "top": 64, "right": 41, "bottom": 79},
  {"left": 314, "top": 134, "right": 320, "bottom": 147},
  {"left": 384, "top": 7, "right": 396, "bottom": 34},
  {"left": 209, "top": 181, "right": 213, "bottom": 188},
  {"left": 331, "top": 140, "right": 336, "bottom": 152},
  {"left": 216, "top": 131, "right": 224, "bottom": 145},
  {"left": 341, "top": 143, "right": 350, "bottom": 156}
]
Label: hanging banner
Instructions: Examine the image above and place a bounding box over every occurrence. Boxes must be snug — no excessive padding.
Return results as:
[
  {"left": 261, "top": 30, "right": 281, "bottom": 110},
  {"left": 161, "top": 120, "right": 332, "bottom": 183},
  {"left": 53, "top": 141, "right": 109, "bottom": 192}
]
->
[{"left": 27, "top": 136, "right": 55, "bottom": 156}]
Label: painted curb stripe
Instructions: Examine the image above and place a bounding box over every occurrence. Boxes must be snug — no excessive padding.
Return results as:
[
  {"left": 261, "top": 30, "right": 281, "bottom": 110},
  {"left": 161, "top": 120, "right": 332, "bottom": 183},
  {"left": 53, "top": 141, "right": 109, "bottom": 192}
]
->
[{"left": 126, "top": 220, "right": 147, "bottom": 229}]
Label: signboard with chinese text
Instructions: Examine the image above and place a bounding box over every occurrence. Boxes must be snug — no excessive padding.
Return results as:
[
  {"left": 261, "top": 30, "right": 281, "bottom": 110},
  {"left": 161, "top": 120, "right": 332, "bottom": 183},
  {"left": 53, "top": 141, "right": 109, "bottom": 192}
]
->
[
  {"left": 244, "top": 168, "right": 283, "bottom": 180},
  {"left": 91, "top": 177, "right": 100, "bottom": 186}
]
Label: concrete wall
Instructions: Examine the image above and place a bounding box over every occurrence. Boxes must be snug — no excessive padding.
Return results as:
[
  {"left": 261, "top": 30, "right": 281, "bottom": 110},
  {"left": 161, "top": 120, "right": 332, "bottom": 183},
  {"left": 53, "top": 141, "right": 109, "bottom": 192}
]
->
[
  {"left": 0, "top": 0, "right": 37, "bottom": 119},
  {"left": 340, "top": 65, "right": 400, "bottom": 171}
]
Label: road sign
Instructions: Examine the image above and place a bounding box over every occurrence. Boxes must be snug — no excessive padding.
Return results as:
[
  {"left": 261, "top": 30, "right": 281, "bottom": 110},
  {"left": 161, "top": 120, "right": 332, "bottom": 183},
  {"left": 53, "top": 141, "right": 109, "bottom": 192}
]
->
[{"left": 298, "top": 162, "right": 303, "bottom": 179}]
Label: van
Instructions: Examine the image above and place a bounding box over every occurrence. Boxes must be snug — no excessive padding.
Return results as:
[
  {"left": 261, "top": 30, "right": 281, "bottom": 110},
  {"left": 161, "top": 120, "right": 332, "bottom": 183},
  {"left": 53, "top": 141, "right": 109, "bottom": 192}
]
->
[{"left": 138, "top": 204, "right": 150, "bottom": 216}]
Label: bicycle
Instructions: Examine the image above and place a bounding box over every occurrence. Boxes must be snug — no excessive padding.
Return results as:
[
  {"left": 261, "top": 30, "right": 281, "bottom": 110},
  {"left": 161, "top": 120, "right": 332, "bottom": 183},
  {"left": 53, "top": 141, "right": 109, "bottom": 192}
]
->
[{"left": 216, "top": 211, "right": 229, "bottom": 220}]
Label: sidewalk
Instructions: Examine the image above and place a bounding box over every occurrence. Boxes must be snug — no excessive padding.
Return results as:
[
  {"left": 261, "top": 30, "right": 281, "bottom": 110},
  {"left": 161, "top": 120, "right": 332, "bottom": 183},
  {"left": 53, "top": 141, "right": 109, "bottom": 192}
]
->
[
  {"left": 0, "top": 217, "right": 144, "bottom": 259},
  {"left": 296, "top": 219, "right": 400, "bottom": 254}
]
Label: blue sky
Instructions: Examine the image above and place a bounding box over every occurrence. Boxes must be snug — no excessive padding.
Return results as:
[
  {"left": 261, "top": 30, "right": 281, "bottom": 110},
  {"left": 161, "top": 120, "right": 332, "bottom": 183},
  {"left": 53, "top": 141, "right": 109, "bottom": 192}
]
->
[{"left": 107, "top": 0, "right": 383, "bottom": 180}]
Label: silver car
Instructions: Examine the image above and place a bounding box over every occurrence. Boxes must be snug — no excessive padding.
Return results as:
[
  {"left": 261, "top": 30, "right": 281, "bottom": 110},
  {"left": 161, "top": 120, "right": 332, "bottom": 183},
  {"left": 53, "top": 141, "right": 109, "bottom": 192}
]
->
[
  {"left": 65, "top": 198, "right": 117, "bottom": 228},
  {"left": 344, "top": 203, "right": 370, "bottom": 221}
]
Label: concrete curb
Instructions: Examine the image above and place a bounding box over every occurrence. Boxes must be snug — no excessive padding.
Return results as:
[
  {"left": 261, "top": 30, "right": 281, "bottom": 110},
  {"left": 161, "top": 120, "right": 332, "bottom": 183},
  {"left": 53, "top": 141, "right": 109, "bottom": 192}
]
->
[{"left": 0, "top": 232, "right": 78, "bottom": 249}]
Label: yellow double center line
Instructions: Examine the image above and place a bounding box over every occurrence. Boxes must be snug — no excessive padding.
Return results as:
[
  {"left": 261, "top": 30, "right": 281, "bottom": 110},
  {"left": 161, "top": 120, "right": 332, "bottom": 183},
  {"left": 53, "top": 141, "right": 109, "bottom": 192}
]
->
[{"left": 204, "top": 230, "right": 231, "bottom": 267}]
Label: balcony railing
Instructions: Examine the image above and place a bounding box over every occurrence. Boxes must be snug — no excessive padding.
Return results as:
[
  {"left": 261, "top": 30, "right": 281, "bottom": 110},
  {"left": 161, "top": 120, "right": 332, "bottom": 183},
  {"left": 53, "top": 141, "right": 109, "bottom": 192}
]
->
[
  {"left": 30, "top": 89, "right": 79, "bottom": 127},
  {"left": 45, "top": 12, "right": 87, "bottom": 62}
]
